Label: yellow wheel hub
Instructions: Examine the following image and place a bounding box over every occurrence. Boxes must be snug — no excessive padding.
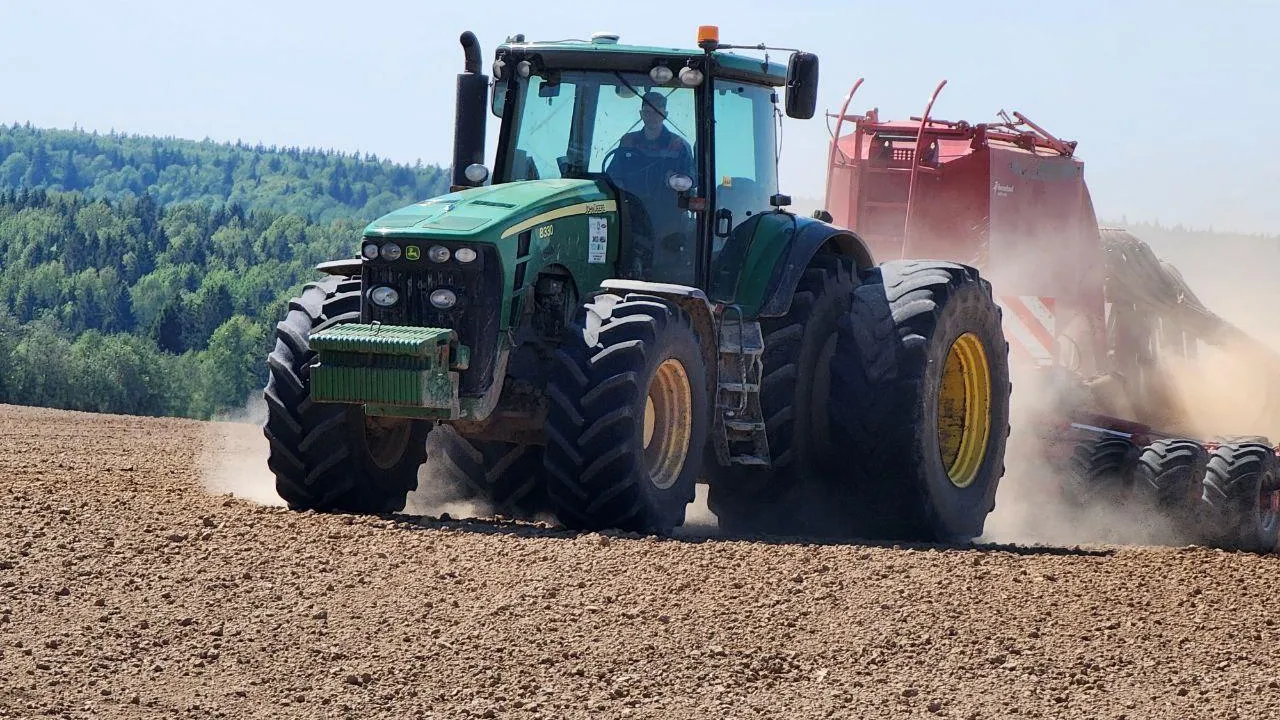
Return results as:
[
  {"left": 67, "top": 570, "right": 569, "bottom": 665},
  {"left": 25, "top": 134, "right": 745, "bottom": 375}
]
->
[
  {"left": 936, "top": 332, "right": 992, "bottom": 488},
  {"left": 642, "top": 359, "right": 693, "bottom": 490}
]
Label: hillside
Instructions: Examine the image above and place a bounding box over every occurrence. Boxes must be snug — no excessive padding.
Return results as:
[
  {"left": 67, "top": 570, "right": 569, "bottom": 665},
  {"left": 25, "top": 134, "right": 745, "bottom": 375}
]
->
[{"left": 0, "top": 123, "right": 450, "bottom": 224}]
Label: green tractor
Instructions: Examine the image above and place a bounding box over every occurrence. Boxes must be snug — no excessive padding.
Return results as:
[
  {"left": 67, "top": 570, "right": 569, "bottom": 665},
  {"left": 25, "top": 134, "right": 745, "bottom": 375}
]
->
[{"left": 263, "top": 26, "right": 1012, "bottom": 540}]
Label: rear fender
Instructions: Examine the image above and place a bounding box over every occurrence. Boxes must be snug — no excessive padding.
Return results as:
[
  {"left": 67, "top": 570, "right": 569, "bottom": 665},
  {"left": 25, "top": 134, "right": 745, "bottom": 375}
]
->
[{"left": 757, "top": 216, "right": 875, "bottom": 317}]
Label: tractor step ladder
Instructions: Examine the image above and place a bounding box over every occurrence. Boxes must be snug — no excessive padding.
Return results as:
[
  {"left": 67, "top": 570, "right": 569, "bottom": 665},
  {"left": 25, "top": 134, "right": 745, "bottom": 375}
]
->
[{"left": 715, "top": 307, "right": 771, "bottom": 467}]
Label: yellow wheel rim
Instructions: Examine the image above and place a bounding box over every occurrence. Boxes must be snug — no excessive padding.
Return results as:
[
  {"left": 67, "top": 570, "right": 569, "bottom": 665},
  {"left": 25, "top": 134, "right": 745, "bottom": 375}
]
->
[
  {"left": 643, "top": 359, "right": 693, "bottom": 490},
  {"left": 936, "top": 332, "right": 992, "bottom": 488}
]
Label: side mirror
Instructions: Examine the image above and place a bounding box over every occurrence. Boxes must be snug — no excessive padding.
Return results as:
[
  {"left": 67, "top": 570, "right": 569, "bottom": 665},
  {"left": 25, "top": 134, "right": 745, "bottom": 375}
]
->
[{"left": 785, "top": 52, "right": 819, "bottom": 120}]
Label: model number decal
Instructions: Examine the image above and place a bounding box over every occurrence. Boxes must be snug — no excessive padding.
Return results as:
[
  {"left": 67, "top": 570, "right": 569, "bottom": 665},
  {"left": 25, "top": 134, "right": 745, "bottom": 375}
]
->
[
  {"left": 536, "top": 224, "right": 554, "bottom": 239},
  {"left": 584, "top": 202, "right": 610, "bottom": 213}
]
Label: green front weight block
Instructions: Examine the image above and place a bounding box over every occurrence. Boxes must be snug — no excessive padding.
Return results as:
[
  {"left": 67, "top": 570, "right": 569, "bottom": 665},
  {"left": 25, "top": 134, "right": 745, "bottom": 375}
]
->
[{"left": 308, "top": 324, "right": 470, "bottom": 418}]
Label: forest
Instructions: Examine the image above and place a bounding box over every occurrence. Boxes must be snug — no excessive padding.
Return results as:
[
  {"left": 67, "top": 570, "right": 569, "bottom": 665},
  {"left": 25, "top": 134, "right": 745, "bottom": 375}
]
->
[
  {"left": 1, "top": 123, "right": 1276, "bottom": 421},
  {"left": 0, "top": 125, "right": 449, "bottom": 419}
]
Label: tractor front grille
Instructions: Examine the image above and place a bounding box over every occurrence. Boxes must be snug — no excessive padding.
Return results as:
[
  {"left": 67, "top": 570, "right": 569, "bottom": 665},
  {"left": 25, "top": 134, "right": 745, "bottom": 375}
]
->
[{"left": 361, "top": 244, "right": 503, "bottom": 397}]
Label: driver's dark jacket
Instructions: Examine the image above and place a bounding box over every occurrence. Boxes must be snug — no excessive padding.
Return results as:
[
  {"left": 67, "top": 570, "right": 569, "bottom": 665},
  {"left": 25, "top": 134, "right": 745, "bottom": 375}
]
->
[{"left": 618, "top": 127, "right": 693, "bottom": 178}]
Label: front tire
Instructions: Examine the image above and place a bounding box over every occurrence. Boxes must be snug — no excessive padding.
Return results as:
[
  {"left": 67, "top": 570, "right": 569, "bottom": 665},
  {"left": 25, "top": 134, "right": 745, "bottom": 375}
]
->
[
  {"left": 828, "top": 261, "right": 1011, "bottom": 542},
  {"left": 263, "top": 276, "right": 429, "bottom": 513},
  {"left": 543, "top": 293, "right": 708, "bottom": 534}
]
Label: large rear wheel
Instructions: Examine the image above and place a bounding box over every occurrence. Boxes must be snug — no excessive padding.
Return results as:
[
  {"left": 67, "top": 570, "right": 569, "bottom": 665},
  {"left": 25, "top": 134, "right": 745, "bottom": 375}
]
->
[
  {"left": 433, "top": 426, "right": 546, "bottom": 518},
  {"left": 263, "top": 276, "right": 429, "bottom": 513},
  {"left": 706, "top": 254, "right": 856, "bottom": 535},
  {"left": 828, "top": 261, "right": 1011, "bottom": 542},
  {"left": 542, "top": 293, "right": 707, "bottom": 534}
]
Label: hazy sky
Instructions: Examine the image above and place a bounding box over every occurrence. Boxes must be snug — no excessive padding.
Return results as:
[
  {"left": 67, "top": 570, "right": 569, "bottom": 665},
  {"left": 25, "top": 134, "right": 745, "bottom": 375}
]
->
[{"left": 2, "top": 1, "right": 1276, "bottom": 234}]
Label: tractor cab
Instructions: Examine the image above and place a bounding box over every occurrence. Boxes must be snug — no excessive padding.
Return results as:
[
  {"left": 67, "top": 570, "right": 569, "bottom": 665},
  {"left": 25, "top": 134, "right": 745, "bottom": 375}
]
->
[{"left": 474, "top": 27, "right": 819, "bottom": 292}]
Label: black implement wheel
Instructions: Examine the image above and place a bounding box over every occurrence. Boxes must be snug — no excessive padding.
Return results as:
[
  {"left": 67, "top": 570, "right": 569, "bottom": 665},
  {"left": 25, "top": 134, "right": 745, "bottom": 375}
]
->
[
  {"left": 706, "top": 254, "right": 857, "bottom": 535},
  {"left": 264, "top": 276, "right": 429, "bottom": 513},
  {"left": 1133, "top": 438, "right": 1209, "bottom": 529},
  {"left": 1063, "top": 435, "right": 1139, "bottom": 507},
  {"left": 433, "top": 425, "right": 546, "bottom": 518},
  {"left": 828, "top": 260, "right": 1011, "bottom": 542},
  {"left": 543, "top": 293, "right": 708, "bottom": 534},
  {"left": 1203, "top": 441, "right": 1280, "bottom": 552}
]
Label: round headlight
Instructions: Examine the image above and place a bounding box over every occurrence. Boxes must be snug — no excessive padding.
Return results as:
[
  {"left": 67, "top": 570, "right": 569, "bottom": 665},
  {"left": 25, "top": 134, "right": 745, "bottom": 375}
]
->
[
  {"left": 427, "top": 245, "right": 451, "bottom": 263},
  {"left": 361, "top": 242, "right": 380, "bottom": 260},
  {"left": 379, "top": 243, "right": 403, "bottom": 261},
  {"left": 649, "top": 65, "right": 674, "bottom": 84},
  {"left": 429, "top": 289, "right": 458, "bottom": 310},
  {"left": 492, "top": 59, "right": 505, "bottom": 80},
  {"left": 516, "top": 60, "right": 532, "bottom": 78},
  {"left": 464, "top": 164, "right": 490, "bottom": 184},
  {"left": 369, "top": 286, "right": 400, "bottom": 307},
  {"left": 679, "top": 67, "right": 704, "bottom": 86},
  {"left": 454, "top": 247, "right": 478, "bottom": 263}
]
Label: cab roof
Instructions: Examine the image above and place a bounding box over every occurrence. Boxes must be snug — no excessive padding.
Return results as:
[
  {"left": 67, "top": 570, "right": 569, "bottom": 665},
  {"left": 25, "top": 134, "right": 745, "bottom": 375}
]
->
[{"left": 495, "top": 35, "right": 789, "bottom": 87}]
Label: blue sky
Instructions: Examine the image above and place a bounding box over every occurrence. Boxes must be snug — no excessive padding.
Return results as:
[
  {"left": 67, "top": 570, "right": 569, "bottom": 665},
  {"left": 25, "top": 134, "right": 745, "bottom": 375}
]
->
[{"left": 2, "top": 1, "right": 1276, "bottom": 233}]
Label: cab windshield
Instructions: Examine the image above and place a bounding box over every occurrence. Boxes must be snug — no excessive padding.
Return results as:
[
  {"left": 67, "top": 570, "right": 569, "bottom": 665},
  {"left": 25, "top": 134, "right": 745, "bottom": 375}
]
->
[
  {"left": 502, "top": 70, "right": 696, "bottom": 183},
  {"left": 502, "top": 70, "right": 700, "bottom": 283}
]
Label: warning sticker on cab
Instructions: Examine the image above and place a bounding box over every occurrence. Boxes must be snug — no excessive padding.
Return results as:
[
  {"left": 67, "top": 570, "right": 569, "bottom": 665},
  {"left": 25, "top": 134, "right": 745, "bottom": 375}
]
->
[{"left": 588, "top": 217, "right": 607, "bottom": 264}]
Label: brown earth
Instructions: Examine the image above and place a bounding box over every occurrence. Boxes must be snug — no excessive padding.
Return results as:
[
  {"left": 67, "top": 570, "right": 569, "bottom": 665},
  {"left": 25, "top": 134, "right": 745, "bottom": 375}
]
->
[{"left": 4, "top": 403, "right": 1280, "bottom": 720}]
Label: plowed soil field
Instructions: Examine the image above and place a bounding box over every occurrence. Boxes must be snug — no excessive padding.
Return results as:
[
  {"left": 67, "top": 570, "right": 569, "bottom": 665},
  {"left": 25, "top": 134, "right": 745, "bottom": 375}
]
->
[{"left": 3, "top": 403, "right": 1280, "bottom": 719}]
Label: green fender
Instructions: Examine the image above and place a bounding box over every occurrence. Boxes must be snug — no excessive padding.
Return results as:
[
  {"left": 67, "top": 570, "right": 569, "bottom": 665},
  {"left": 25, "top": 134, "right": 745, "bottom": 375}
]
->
[{"left": 709, "top": 212, "right": 875, "bottom": 318}]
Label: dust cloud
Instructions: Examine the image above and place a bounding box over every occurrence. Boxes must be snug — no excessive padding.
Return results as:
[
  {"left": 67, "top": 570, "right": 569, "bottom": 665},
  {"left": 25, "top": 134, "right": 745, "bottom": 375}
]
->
[
  {"left": 982, "top": 227, "right": 1280, "bottom": 548},
  {"left": 196, "top": 398, "right": 498, "bottom": 519}
]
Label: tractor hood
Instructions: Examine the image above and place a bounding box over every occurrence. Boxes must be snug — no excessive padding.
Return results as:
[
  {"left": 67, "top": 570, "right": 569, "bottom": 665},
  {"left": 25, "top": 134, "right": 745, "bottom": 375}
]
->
[{"left": 364, "top": 179, "right": 613, "bottom": 240}]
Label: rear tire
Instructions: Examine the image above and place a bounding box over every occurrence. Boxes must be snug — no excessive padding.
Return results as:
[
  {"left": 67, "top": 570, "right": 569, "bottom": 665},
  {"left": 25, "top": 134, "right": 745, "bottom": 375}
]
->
[
  {"left": 706, "top": 254, "right": 856, "bottom": 536},
  {"left": 1203, "top": 441, "right": 1280, "bottom": 552},
  {"left": 434, "top": 426, "right": 546, "bottom": 518},
  {"left": 264, "top": 276, "right": 429, "bottom": 513},
  {"left": 543, "top": 293, "right": 708, "bottom": 534},
  {"left": 828, "top": 261, "right": 1011, "bottom": 542}
]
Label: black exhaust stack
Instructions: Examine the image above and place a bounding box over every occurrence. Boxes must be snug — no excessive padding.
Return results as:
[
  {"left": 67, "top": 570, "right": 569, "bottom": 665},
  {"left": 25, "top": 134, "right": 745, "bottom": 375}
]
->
[{"left": 451, "top": 31, "right": 489, "bottom": 191}]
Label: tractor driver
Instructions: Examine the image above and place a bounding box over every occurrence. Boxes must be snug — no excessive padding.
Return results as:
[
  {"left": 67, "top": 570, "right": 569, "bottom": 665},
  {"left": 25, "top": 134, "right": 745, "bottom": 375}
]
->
[
  {"left": 611, "top": 91, "right": 695, "bottom": 283},
  {"left": 619, "top": 91, "right": 693, "bottom": 178}
]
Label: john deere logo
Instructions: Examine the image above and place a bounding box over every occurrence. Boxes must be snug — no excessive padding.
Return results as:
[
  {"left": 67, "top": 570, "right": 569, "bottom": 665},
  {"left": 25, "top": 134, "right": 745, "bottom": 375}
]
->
[{"left": 405, "top": 246, "right": 421, "bottom": 261}]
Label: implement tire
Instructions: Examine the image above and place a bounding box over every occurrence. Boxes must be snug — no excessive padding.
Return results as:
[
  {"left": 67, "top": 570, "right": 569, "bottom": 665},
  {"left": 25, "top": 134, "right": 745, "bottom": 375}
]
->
[
  {"left": 543, "top": 293, "right": 707, "bottom": 534},
  {"left": 434, "top": 426, "right": 546, "bottom": 518},
  {"left": 264, "top": 276, "right": 429, "bottom": 513},
  {"left": 828, "top": 260, "right": 1011, "bottom": 542},
  {"left": 1203, "top": 441, "right": 1280, "bottom": 552},
  {"left": 706, "top": 253, "right": 856, "bottom": 535},
  {"left": 1133, "top": 438, "right": 1208, "bottom": 526},
  {"left": 1063, "top": 435, "right": 1138, "bottom": 507}
]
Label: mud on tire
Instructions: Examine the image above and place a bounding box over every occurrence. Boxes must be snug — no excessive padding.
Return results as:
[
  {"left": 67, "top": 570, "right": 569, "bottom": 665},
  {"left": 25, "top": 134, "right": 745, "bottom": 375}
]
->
[
  {"left": 264, "top": 276, "right": 429, "bottom": 513},
  {"left": 1202, "top": 441, "right": 1280, "bottom": 552},
  {"left": 706, "top": 254, "right": 856, "bottom": 536},
  {"left": 828, "top": 260, "right": 1011, "bottom": 542},
  {"left": 543, "top": 293, "right": 708, "bottom": 534}
]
